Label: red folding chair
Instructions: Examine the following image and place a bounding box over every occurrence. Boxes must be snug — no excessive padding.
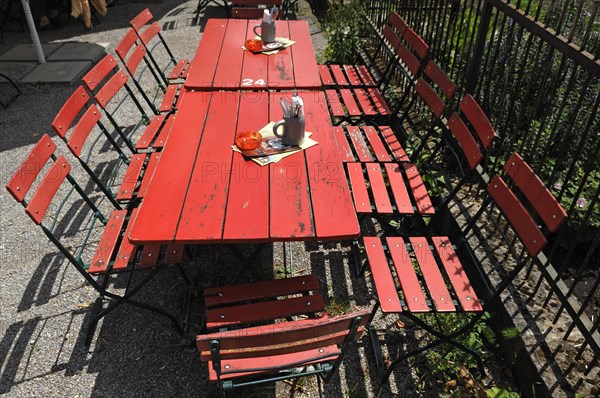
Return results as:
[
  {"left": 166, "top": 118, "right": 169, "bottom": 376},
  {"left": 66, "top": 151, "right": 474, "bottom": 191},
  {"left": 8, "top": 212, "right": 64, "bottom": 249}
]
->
[
  {"left": 51, "top": 86, "right": 166, "bottom": 204},
  {"left": 197, "top": 275, "right": 369, "bottom": 396},
  {"left": 6, "top": 134, "right": 189, "bottom": 346},
  {"left": 230, "top": 0, "right": 283, "bottom": 19},
  {"left": 129, "top": 8, "right": 189, "bottom": 86},
  {"left": 115, "top": 28, "right": 184, "bottom": 115},
  {"left": 359, "top": 152, "right": 567, "bottom": 391}
]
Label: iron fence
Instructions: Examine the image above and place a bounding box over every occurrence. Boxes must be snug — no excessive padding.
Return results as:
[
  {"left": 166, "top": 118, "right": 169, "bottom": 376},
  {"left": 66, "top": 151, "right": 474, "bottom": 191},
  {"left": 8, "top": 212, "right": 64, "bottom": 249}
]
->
[{"left": 364, "top": 0, "right": 599, "bottom": 395}]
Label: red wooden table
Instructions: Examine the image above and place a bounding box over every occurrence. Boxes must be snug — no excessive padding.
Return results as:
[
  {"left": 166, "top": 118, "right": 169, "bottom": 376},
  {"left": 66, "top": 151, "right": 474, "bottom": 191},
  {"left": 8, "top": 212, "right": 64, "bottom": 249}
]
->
[
  {"left": 128, "top": 90, "right": 359, "bottom": 244},
  {"left": 184, "top": 19, "right": 321, "bottom": 90}
]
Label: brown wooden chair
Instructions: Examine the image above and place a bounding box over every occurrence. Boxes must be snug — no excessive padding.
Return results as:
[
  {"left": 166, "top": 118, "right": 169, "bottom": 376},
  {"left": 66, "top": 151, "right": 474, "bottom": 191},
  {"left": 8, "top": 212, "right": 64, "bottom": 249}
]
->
[{"left": 197, "top": 275, "right": 369, "bottom": 396}]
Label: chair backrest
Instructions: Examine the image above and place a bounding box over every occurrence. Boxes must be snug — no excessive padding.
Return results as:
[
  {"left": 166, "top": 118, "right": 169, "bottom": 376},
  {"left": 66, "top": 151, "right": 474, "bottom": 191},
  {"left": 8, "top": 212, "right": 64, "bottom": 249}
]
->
[
  {"left": 446, "top": 94, "right": 499, "bottom": 171},
  {"left": 231, "top": 0, "right": 283, "bottom": 19},
  {"left": 393, "top": 25, "right": 429, "bottom": 77},
  {"left": 487, "top": 153, "right": 568, "bottom": 257},
  {"left": 6, "top": 134, "right": 110, "bottom": 229},
  {"left": 130, "top": 8, "right": 177, "bottom": 83},
  {"left": 196, "top": 309, "right": 370, "bottom": 382},
  {"left": 82, "top": 54, "right": 151, "bottom": 145},
  {"left": 414, "top": 60, "right": 456, "bottom": 119},
  {"left": 115, "top": 28, "right": 164, "bottom": 113},
  {"left": 51, "top": 86, "right": 131, "bottom": 204}
]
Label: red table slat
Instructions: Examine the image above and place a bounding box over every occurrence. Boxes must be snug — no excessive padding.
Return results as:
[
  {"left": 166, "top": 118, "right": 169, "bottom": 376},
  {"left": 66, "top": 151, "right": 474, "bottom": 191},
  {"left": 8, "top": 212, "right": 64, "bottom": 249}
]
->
[
  {"left": 268, "top": 21, "right": 294, "bottom": 89},
  {"left": 185, "top": 19, "right": 227, "bottom": 89},
  {"left": 177, "top": 91, "right": 240, "bottom": 242},
  {"left": 213, "top": 19, "right": 248, "bottom": 89},
  {"left": 222, "top": 91, "right": 270, "bottom": 243},
  {"left": 269, "top": 92, "right": 314, "bottom": 240},
  {"left": 288, "top": 21, "right": 321, "bottom": 89},
  {"left": 304, "top": 92, "right": 359, "bottom": 238},
  {"left": 128, "top": 90, "right": 212, "bottom": 243}
]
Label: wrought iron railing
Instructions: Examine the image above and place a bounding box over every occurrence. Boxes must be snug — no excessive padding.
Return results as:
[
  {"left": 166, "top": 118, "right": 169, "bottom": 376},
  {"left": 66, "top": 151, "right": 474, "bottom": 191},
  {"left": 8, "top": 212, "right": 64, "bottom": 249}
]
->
[{"left": 364, "top": 0, "right": 599, "bottom": 395}]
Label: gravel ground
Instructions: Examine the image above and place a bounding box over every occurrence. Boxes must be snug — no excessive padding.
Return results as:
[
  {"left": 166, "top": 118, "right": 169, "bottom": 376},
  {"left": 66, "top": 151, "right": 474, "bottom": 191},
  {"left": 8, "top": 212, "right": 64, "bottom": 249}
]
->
[{"left": 0, "top": 1, "right": 527, "bottom": 397}]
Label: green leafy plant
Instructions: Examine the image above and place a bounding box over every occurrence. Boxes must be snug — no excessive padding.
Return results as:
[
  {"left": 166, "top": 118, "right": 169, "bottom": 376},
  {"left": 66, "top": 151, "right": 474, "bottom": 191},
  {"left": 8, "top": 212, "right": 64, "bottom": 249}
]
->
[{"left": 322, "top": 0, "right": 366, "bottom": 64}]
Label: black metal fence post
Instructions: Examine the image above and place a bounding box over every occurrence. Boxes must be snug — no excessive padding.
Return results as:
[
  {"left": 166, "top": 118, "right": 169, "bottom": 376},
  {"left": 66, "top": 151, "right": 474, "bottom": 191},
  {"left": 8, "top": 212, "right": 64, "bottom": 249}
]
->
[{"left": 465, "top": 0, "right": 493, "bottom": 93}]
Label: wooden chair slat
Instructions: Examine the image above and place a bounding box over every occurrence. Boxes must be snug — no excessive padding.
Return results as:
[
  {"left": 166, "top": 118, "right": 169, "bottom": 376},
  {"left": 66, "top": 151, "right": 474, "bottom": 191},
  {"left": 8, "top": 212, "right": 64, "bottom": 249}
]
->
[
  {"left": 380, "top": 126, "right": 408, "bottom": 162},
  {"left": 136, "top": 115, "right": 166, "bottom": 149},
  {"left": 416, "top": 78, "right": 445, "bottom": 118},
  {"left": 424, "top": 60, "right": 456, "bottom": 99},
  {"left": 112, "top": 208, "right": 140, "bottom": 270},
  {"left": 51, "top": 86, "right": 89, "bottom": 138},
  {"left": 95, "top": 70, "right": 128, "bottom": 109},
  {"left": 347, "top": 162, "right": 371, "bottom": 213},
  {"left": 362, "top": 126, "right": 392, "bottom": 162},
  {"left": 25, "top": 156, "right": 70, "bottom": 225},
  {"left": 205, "top": 275, "right": 319, "bottom": 307},
  {"left": 366, "top": 163, "right": 393, "bottom": 213},
  {"left": 116, "top": 154, "right": 145, "bottom": 201},
  {"left": 355, "top": 65, "right": 376, "bottom": 86},
  {"left": 125, "top": 45, "right": 147, "bottom": 76},
  {"left": 460, "top": 94, "right": 498, "bottom": 150},
  {"left": 339, "top": 89, "right": 360, "bottom": 115},
  {"left": 388, "top": 11, "right": 407, "bottom": 36},
  {"left": 89, "top": 209, "right": 127, "bottom": 274},
  {"left": 206, "top": 295, "right": 326, "bottom": 329},
  {"left": 404, "top": 163, "right": 434, "bottom": 214},
  {"left": 410, "top": 237, "right": 455, "bottom": 312},
  {"left": 487, "top": 175, "right": 547, "bottom": 256},
  {"left": 330, "top": 64, "right": 348, "bottom": 85},
  {"left": 333, "top": 126, "right": 355, "bottom": 162},
  {"left": 232, "top": 7, "right": 265, "bottom": 19},
  {"left": 152, "top": 113, "right": 175, "bottom": 148},
  {"left": 447, "top": 113, "right": 483, "bottom": 171},
  {"left": 403, "top": 26, "right": 429, "bottom": 60},
  {"left": 6, "top": 134, "right": 56, "bottom": 203},
  {"left": 364, "top": 236, "right": 403, "bottom": 312},
  {"left": 325, "top": 90, "right": 345, "bottom": 116},
  {"left": 115, "top": 28, "right": 137, "bottom": 61},
  {"left": 367, "top": 88, "right": 391, "bottom": 115},
  {"left": 319, "top": 64, "right": 334, "bottom": 85},
  {"left": 384, "top": 163, "right": 414, "bottom": 214},
  {"left": 386, "top": 236, "right": 430, "bottom": 312},
  {"left": 343, "top": 65, "right": 361, "bottom": 86},
  {"left": 140, "top": 21, "right": 160, "bottom": 46},
  {"left": 159, "top": 85, "right": 178, "bottom": 112},
  {"left": 395, "top": 43, "right": 420, "bottom": 76},
  {"left": 382, "top": 25, "right": 401, "bottom": 52},
  {"left": 207, "top": 346, "right": 340, "bottom": 381},
  {"left": 432, "top": 236, "right": 483, "bottom": 311},
  {"left": 504, "top": 153, "right": 567, "bottom": 233},
  {"left": 130, "top": 8, "right": 153, "bottom": 31},
  {"left": 347, "top": 126, "right": 373, "bottom": 162},
  {"left": 67, "top": 104, "right": 101, "bottom": 157},
  {"left": 83, "top": 54, "right": 118, "bottom": 92},
  {"left": 354, "top": 88, "right": 377, "bottom": 115},
  {"left": 168, "top": 59, "right": 189, "bottom": 80},
  {"left": 137, "top": 152, "right": 160, "bottom": 199}
]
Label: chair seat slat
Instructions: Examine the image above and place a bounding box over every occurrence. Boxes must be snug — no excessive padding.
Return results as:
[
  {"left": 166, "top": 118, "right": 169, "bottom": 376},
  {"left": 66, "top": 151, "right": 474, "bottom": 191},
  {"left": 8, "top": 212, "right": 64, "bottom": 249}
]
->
[
  {"left": 325, "top": 90, "right": 345, "bottom": 116},
  {"left": 366, "top": 163, "right": 393, "bottom": 213},
  {"left": 347, "top": 162, "right": 371, "bottom": 214},
  {"left": 137, "top": 153, "right": 160, "bottom": 199},
  {"left": 354, "top": 88, "right": 377, "bottom": 115},
  {"left": 384, "top": 163, "right": 413, "bottom": 214},
  {"left": 330, "top": 64, "right": 348, "bottom": 85},
  {"left": 339, "top": 89, "right": 360, "bottom": 116},
  {"left": 136, "top": 114, "right": 166, "bottom": 150},
  {"left": 404, "top": 163, "right": 434, "bottom": 214},
  {"left": 333, "top": 126, "right": 355, "bottom": 162},
  {"left": 117, "top": 154, "right": 146, "bottom": 201},
  {"left": 380, "top": 126, "right": 408, "bottom": 162},
  {"left": 356, "top": 65, "right": 376, "bottom": 86},
  {"left": 386, "top": 237, "right": 430, "bottom": 312},
  {"left": 347, "top": 126, "right": 373, "bottom": 162},
  {"left": 319, "top": 65, "right": 334, "bottom": 85},
  {"left": 410, "top": 237, "right": 455, "bottom": 312},
  {"left": 432, "top": 237, "right": 482, "bottom": 312},
  {"left": 363, "top": 126, "right": 392, "bottom": 162},
  {"left": 168, "top": 59, "right": 189, "bottom": 80},
  {"left": 159, "top": 85, "right": 178, "bottom": 112},
  {"left": 112, "top": 208, "right": 140, "bottom": 271},
  {"left": 343, "top": 65, "right": 362, "bottom": 86},
  {"left": 364, "top": 237, "right": 403, "bottom": 313},
  {"left": 89, "top": 210, "right": 128, "bottom": 274}
]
